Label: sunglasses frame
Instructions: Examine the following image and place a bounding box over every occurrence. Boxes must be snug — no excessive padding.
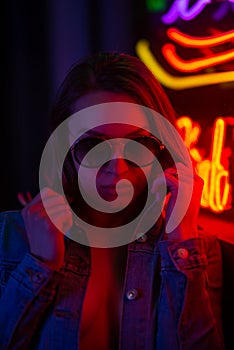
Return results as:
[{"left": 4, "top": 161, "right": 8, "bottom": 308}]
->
[{"left": 71, "top": 134, "right": 165, "bottom": 168}]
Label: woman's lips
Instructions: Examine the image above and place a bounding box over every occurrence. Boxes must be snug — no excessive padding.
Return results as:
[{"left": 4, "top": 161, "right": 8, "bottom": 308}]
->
[{"left": 101, "top": 183, "right": 132, "bottom": 195}]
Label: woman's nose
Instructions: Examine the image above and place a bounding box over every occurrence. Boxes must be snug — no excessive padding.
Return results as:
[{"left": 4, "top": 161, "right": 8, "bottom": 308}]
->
[{"left": 104, "top": 157, "right": 129, "bottom": 175}]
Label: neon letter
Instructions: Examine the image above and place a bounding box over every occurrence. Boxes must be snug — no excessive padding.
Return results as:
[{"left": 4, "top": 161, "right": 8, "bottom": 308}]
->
[
  {"left": 162, "top": 0, "right": 212, "bottom": 24},
  {"left": 177, "top": 116, "right": 232, "bottom": 212}
]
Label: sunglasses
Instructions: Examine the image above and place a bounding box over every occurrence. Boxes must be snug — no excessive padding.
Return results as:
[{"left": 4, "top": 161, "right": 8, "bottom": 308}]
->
[{"left": 71, "top": 134, "right": 164, "bottom": 168}]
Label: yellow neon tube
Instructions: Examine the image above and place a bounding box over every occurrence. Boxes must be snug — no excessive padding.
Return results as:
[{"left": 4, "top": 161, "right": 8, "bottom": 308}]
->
[
  {"left": 176, "top": 117, "right": 202, "bottom": 162},
  {"left": 209, "top": 118, "right": 230, "bottom": 212},
  {"left": 177, "top": 116, "right": 232, "bottom": 212},
  {"left": 167, "top": 27, "right": 234, "bottom": 47},
  {"left": 136, "top": 39, "right": 234, "bottom": 89}
]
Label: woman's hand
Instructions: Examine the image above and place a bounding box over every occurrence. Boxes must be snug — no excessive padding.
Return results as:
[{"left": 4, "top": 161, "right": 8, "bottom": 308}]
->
[
  {"left": 22, "top": 187, "right": 73, "bottom": 270},
  {"left": 151, "top": 163, "right": 204, "bottom": 241}
]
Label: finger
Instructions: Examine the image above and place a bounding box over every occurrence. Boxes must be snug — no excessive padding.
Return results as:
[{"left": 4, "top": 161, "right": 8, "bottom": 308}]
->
[
  {"left": 18, "top": 193, "right": 29, "bottom": 206},
  {"left": 23, "top": 201, "right": 71, "bottom": 220},
  {"left": 43, "top": 209, "right": 72, "bottom": 234},
  {"left": 40, "top": 196, "right": 69, "bottom": 210},
  {"left": 165, "top": 163, "right": 191, "bottom": 177},
  {"left": 40, "top": 187, "right": 66, "bottom": 202},
  {"left": 151, "top": 172, "right": 179, "bottom": 193},
  {"left": 24, "top": 188, "right": 66, "bottom": 210}
]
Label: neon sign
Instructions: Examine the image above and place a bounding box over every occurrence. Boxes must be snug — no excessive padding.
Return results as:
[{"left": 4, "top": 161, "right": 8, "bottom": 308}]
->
[
  {"left": 165, "top": 28, "right": 234, "bottom": 72},
  {"left": 213, "top": 0, "right": 234, "bottom": 20},
  {"left": 146, "top": 0, "right": 234, "bottom": 24},
  {"left": 162, "top": 43, "right": 234, "bottom": 72},
  {"left": 137, "top": 1, "right": 234, "bottom": 89},
  {"left": 146, "top": 0, "right": 167, "bottom": 12},
  {"left": 167, "top": 27, "right": 234, "bottom": 48},
  {"left": 135, "top": 39, "right": 234, "bottom": 89},
  {"left": 177, "top": 116, "right": 233, "bottom": 212},
  {"left": 162, "top": 0, "right": 212, "bottom": 24},
  {"left": 140, "top": 1, "right": 234, "bottom": 213}
]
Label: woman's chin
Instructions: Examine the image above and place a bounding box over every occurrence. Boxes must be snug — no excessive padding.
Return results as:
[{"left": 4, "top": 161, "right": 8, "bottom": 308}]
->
[{"left": 97, "top": 187, "right": 135, "bottom": 211}]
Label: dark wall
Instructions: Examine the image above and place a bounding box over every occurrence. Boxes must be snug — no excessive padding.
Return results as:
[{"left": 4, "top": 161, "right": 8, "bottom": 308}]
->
[{"left": 2, "top": 0, "right": 146, "bottom": 211}]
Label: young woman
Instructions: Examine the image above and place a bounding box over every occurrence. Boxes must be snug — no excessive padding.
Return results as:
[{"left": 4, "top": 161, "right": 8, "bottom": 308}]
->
[{"left": 0, "top": 52, "right": 224, "bottom": 349}]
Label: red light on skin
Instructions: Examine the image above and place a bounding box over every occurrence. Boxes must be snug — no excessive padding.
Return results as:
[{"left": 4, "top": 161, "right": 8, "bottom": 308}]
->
[{"left": 176, "top": 117, "right": 233, "bottom": 213}]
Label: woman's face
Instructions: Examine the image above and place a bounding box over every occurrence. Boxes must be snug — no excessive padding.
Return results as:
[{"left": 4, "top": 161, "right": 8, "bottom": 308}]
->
[{"left": 68, "top": 91, "right": 154, "bottom": 210}]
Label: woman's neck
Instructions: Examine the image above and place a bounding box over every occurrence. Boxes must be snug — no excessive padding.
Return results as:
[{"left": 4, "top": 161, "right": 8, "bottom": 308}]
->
[{"left": 72, "top": 190, "right": 148, "bottom": 229}]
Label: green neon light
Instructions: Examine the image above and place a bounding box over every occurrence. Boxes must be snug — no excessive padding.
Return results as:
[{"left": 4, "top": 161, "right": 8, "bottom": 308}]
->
[{"left": 146, "top": 0, "right": 167, "bottom": 12}]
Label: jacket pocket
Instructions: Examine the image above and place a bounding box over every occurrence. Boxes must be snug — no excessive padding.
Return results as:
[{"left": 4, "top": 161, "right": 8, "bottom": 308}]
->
[{"left": 0, "top": 261, "right": 19, "bottom": 298}]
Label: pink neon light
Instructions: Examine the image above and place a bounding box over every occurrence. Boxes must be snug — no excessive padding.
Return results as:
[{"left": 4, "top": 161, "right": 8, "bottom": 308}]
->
[{"left": 162, "top": 0, "right": 211, "bottom": 24}]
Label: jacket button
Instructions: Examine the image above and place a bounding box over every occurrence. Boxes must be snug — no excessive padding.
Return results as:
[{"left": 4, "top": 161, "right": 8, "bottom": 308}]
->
[
  {"left": 126, "top": 288, "right": 138, "bottom": 300},
  {"left": 177, "top": 248, "right": 189, "bottom": 259},
  {"left": 31, "top": 272, "right": 43, "bottom": 283},
  {"left": 137, "top": 234, "right": 147, "bottom": 243}
]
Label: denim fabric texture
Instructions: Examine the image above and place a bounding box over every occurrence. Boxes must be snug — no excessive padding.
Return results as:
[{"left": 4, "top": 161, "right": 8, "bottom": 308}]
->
[{"left": 0, "top": 211, "right": 225, "bottom": 350}]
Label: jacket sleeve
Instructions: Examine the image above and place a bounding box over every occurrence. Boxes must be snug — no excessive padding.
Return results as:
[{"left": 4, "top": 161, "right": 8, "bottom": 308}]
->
[
  {"left": 157, "top": 234, "right": 225, "bottom": 350},
  {"left": 0, "top": 253, "right": 61, "bottom": 350}
]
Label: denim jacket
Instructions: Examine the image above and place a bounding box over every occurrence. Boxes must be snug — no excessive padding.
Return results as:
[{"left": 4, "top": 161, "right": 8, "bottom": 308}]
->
[{"left": 0, "top": 211, "right": 224, "bottom": 350}]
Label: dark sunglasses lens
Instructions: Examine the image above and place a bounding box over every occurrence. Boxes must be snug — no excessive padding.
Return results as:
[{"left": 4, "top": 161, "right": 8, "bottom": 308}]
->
[
  {"left": 125, "top": 137, "right": 161, "bottom": 166},
  {"left": 74, "top": 138, "right": 110, "bottom": 167}
]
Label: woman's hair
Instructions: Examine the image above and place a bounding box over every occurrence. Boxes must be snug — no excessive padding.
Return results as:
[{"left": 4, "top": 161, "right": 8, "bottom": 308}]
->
[
  {"left": 49, "top": 52, "right": 177, "bottom": 203},
  {"left": 50, "top": 52, "right": 176, "bottom": 131}
]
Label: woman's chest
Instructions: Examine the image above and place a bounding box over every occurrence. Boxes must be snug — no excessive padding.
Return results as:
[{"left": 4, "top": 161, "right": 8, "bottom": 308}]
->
[{"left": 79, "top": 248, "right": 127, "bottom": 349}]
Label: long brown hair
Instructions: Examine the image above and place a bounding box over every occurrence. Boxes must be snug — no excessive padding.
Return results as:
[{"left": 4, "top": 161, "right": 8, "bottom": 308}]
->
[
  {"left": 50, "top": 52, "right": 176, "bottom": 130},
  {"left": 49, "top": 52, "right": 177, "bottom": 204}
]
